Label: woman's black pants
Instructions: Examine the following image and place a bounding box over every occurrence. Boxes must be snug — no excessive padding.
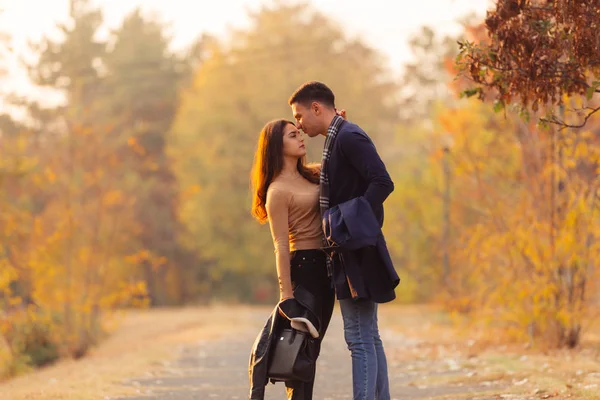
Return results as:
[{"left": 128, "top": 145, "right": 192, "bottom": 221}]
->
[{"left": 284, "top": 249, "right": 335, "bottom": 400}]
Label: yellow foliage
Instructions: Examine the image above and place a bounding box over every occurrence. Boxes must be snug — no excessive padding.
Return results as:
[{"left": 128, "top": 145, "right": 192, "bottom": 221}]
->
[
  {"left": 127, "top": 136, "right": 145, "bottom": 155},
  {"left": 0, "top": 261, "right": 17, "bottom": 291},
  {"left": 179, "top": 184, "right": 202, "bottom": 205},
  {"left": 0, "top": 121, "right": 151, "bottom": 376},
  {"left": 437, "top": 99, "right": 600, "bottom": 348},
  {"left": 102, "top": 190, "right": 123, "bottom": 207},
  {"left": 44, "top": 167, "right": 56, "bottom": 183}
]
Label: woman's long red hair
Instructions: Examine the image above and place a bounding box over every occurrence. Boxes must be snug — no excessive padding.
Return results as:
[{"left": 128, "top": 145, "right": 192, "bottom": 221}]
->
[{"left": 250, "top": 119, "right": 319, "bottom": 224}]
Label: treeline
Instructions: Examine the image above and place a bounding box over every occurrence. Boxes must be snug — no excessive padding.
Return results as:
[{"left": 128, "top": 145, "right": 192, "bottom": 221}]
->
[
  {"left": 0, "top": 0, "right": 204, "bottom": 375},
  {"left": 2, "top": 0, "right": 599, "bottom": 378}
]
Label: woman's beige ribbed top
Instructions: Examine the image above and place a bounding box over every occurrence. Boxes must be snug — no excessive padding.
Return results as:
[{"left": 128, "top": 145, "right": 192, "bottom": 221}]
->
[{"left": 265, "top": 172, "right": 324, "bottom": 283}]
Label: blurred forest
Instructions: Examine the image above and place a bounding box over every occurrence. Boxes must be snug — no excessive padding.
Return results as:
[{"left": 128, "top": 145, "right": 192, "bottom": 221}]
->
[{"left": 1, "top": 0, "right": 600, "bottom": 376}]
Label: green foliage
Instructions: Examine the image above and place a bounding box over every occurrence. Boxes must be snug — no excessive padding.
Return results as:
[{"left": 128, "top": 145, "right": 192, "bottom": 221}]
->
[
  {"left": 493, "top": 99, "right": 505, "bottom": 113},
  {"left": 9, "top": 318, "right": 58, "bottom": 367},
  {"left": 398, "top": 25, "right": 463, "bottom": 123},
  {"left": 383, "top": 123, "right": 443, "bottom": 302},
  {"left": 460, "top": 87, "right": 483, "bottom": 99},
  {"left": 101, "top": 8, "right": 197, "bottom": 305},
  {"left": 1, "top": 309, "right": 60, "bottom": 376},
  {"left": 585, "top": 80, "right": 600, "bottom": 100}
]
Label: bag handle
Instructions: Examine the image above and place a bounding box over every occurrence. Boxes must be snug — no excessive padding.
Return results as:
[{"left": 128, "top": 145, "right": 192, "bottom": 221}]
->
[{"left": 288, "top": 328, "right": 297, "bottom": 344}]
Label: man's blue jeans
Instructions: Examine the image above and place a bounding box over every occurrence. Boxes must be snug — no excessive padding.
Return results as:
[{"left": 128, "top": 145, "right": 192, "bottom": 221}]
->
[{"left": 339, "top": 298, "right": 390, "bottom": 400}]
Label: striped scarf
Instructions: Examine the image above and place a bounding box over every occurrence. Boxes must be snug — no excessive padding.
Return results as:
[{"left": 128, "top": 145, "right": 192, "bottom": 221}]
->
[{"left": 319, "top": 115, "right": 344, "bottom": 276}]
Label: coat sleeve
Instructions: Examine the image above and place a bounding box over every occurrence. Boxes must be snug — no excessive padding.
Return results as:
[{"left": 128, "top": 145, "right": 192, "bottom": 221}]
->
[{"left": 338, "top": 130, "right": 394, "bottom": 209}]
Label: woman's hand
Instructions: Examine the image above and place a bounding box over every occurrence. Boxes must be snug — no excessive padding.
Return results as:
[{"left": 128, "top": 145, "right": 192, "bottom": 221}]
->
[
  {"left": 278, "top": 293, "right": 294, "bottom": 317},
  {"left": 335, "top": 108, "right": 347, "bottom": 120}
]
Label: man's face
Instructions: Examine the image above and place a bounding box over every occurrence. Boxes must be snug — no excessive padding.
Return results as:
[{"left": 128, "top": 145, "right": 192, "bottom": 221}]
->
[{"left": 291, "top": 102, "right": 321, "bottom": 138}]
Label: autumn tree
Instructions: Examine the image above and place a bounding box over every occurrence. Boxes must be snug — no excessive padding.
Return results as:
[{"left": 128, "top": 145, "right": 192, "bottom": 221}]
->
[
  {"left": 438, "top": 97, "right": 600, "bottom": 348},
  {"left": 1, "top": 0, "right": 208, "bottom": 374},
  {"left": 28, "top": 0, "right": 104, "bottom": 114},
  {"left": 457, "top": 0, "right": 600, "bottom": 128},
  {"left": 102, "top": 8, "right": 197, "bottom": 305},
  {"left": 1, "top": 0, "right": 148, "bottom": 363},
  {"left": 449, "top": 11, "right": 600, "bottom": 347},
  {"left": 382, "top": 26, "right": 470, "bottom": 302},
  {"left": 397, "top": 25, "right": 466, "bottom": 124}
]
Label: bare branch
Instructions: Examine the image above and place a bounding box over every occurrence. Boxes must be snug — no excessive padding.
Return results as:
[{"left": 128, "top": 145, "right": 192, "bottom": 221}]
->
[{"left": 541, "top": 105, "right": 600, "bottom": 129}]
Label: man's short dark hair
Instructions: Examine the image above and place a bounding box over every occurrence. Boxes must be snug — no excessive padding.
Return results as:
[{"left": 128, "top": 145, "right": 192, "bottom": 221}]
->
[{"left": 288, "top": 81, "right": 335, "bottom": 109}]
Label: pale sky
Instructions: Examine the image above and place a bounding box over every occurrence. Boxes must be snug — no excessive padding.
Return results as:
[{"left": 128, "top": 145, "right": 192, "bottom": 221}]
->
[{"left": 0, "top": 0, "right": 491, "bottom": 105}]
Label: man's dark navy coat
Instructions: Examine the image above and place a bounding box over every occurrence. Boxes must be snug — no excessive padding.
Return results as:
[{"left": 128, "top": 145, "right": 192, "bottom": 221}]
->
[{"left": 324, "top": 119, "right": 400, "bottom": 303}]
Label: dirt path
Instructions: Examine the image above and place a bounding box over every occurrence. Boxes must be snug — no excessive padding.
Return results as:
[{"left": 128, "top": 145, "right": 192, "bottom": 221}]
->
[
  {"left": 2, "top": 305, "right": 598, "bottom": 400},
  {"left": 116, "top": 307, "right": 508, "bottom": 400}
]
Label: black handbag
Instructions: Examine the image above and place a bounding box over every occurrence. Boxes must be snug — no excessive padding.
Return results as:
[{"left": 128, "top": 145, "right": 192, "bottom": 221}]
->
[{"left": 267, "top": 328, "right": 317, "bottom": 382}]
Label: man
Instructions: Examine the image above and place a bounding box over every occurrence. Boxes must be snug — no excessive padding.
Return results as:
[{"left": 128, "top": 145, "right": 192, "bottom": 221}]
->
[{"left": 288, "top": 81, "right": 399, "bottom": 400}]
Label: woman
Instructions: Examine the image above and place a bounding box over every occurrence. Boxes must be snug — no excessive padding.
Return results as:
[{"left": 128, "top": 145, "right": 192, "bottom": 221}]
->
[{"left": 249, "top": 119, "right": 336, "bottom": 400}]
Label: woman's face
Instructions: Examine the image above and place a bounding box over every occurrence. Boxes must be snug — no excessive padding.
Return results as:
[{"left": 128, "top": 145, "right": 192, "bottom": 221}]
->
[{"left": 281, "top": 123, "right": 306, "bottom": 158}]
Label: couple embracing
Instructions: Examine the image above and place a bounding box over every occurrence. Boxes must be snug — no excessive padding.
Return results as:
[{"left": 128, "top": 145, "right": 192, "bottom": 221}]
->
[{"left": 249, "top": 81, "right": 400, "bottom": 400}]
